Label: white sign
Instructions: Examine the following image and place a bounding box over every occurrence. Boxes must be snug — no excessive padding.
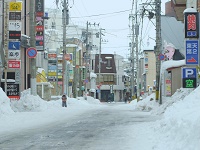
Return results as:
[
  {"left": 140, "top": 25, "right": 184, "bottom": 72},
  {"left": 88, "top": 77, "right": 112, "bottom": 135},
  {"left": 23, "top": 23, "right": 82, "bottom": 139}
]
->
[
  {"left": 185, "top": 69, "right": 194, "bottom": 78},
  {"left": 8, "top": 50, "right": 20, "bottom": 59},
  {"left": 8, "top": 21, "right": 22, "bottom": 31}
]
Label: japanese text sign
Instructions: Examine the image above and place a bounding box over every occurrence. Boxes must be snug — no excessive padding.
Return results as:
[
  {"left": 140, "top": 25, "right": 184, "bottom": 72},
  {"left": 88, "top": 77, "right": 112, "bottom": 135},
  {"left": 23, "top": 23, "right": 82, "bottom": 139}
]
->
[
  {"left": 185, "top": 40, "right": 199, "bottom": 65},
  {"left": 184, "top": 12, "right": 199, "bottom": 38}
]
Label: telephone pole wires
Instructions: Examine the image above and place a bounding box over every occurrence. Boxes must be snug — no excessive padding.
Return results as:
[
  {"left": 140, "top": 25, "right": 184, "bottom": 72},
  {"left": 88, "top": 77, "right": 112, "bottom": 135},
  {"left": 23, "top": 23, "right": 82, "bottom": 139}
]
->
[
  {"left": 155, "top": 0, "right": 162, "bottom": 101},
  {"left": 29, "top": 0, "right": 37, "bottom": 95}
]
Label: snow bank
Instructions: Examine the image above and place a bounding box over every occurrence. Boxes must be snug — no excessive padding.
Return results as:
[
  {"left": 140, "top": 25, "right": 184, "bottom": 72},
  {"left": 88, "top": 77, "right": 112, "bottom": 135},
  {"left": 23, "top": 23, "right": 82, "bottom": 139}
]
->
[
  {"left": 130, "top": 93, "right": 159, "bottom": 111},
  {"left": 154, "top": 86, "right": 200, "bottom": 150},
  {"left": 10, "top": 90, "right": 101, "bottom": 112},
  {"left": 131, "top": 87, "right": 193, "bottom": 115},
  {"left": 151, "top": 88, "right": 194, "bottom": 115},
  {"left": 77, "top": 96, "right": 101, "bottom": 104},
  {"left": 0, "top": 88, "right": 14, "bottom": 117}
]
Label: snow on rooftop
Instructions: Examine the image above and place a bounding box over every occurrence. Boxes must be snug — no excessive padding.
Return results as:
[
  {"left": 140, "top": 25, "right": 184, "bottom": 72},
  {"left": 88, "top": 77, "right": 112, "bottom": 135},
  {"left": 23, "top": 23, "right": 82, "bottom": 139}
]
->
[{"left": 161, "top": 59, "right": 185, "bottom": 72}]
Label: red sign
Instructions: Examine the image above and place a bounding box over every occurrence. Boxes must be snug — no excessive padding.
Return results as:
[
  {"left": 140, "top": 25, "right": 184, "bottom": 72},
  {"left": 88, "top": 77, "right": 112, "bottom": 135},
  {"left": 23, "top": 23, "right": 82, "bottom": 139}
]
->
[
  {"left": 187, "top": 14, "right": 196, "bottom": 30},
  {"left": 8, "top": 96, "right": 20, "bottom": 100},
  {"left": 48, "top": 53, "right": 57, "bottom": 59},
  {"left": 8, "top": 60, "right": 21, "bottom": 69},
  {"left": 36, "top": 26, "right": 44, "bottom": 31},
  {"left": 65, "top": 54, "right": 71, "bottom": 60},
  {"left": 185, "top": 12, "right": 199, "bottom": 38}
]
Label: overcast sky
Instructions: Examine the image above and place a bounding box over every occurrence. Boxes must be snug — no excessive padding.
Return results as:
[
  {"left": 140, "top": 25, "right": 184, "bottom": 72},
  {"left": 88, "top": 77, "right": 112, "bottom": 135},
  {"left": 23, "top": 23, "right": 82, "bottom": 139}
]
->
[{"left": 45, "top": 0, "right": 170, "bottom": 58}]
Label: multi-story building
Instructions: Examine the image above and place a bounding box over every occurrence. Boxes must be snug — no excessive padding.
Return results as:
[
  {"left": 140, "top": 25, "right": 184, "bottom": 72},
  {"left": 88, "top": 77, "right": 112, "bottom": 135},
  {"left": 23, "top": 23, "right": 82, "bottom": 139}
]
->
[
  {"left": 142, "top": 50, "right": 156, "bottom": 92},
  {"left": 92, "top": 53, "right": 125, "bottom": 102}
]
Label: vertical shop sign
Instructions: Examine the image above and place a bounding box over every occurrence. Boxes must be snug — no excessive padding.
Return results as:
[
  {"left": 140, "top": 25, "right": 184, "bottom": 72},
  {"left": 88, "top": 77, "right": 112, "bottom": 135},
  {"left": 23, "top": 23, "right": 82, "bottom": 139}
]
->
[
  {"left": 35, "top": 0, "right": 44, "bottom": 51},
  {"left": 185, "top": 12, "right": 199, "bottom": 38}
]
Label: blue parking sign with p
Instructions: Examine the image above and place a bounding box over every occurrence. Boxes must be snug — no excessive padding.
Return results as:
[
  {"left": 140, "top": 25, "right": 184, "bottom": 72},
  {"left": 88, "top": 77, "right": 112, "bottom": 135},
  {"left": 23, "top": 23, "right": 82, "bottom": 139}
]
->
[{"left": 182, "top": 68, "right": 197, "bottom": 88}]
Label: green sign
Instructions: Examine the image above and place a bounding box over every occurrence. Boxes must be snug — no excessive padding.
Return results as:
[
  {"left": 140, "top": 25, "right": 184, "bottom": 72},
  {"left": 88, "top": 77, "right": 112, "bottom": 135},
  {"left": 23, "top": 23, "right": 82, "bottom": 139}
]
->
[{"left": 182, "top": 78, "right": 196, "bottom": 88}]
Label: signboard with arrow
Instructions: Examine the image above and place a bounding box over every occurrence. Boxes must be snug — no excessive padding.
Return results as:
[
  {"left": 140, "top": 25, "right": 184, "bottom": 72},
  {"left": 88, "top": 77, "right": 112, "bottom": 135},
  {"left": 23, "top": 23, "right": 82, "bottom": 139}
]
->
[{"left": 185, "top": 40, "right": 199, "bottom": 65}]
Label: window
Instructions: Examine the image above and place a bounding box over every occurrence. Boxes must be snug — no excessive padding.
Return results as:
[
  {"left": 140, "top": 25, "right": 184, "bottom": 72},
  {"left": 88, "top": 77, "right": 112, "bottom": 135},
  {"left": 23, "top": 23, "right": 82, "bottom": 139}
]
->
[
  {"left": 105, "top": 56, "right": 112, "bottom": 69},
  {"left": 103, "top": 75, "right": 114, "bottom": 82}
]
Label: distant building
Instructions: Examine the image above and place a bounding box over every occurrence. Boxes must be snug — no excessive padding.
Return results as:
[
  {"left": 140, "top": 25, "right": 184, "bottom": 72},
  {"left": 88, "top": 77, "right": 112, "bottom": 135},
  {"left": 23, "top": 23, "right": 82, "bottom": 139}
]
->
[{"left": 141, "top": 50, "right": 156, "bottom": 92}]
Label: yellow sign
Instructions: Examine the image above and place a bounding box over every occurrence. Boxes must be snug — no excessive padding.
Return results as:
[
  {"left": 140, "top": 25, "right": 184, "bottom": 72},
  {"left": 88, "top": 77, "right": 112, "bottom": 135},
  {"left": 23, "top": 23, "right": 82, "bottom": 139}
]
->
[
  {"left": 48, "top": 72, "right": 56, "bottom": 76},
  {"left": 9, "top": 2, "right": 22, "bottom": 11}
]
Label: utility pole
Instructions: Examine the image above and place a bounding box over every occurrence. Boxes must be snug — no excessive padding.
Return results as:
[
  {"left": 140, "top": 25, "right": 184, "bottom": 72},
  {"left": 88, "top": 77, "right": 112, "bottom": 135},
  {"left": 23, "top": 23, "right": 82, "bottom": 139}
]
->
[
  {"left": 155, "top": 0, "right": 161, "bottom": 101},
  {"left": 3, "top": 1, "right": 8, "bottom": 94},
  {"left": 129, "top": 14, "right": 135, "bottom": 99},
  {"left": 0, "top": 0, "right": 4, "bottom": 83},
  {"left": 84, "top": 21, "right": 89, "bottom": 100},
  {"left": 62, "top": 0, "right": 69, "bottom": 95},
  {"left": 98, "top": 28, "right": 104, "bottom": 100},
  {"left": 131, "top": 0, "right": 140, "bottom": 102},
  {"left": 84, "top": 22, "right": 100, "bottom": 100},
  {"left": 29, "top": 0, "right": 37, "bottom": 95},
  {"left": 135, "top": 4, "right": 140, "bottom": 102}
]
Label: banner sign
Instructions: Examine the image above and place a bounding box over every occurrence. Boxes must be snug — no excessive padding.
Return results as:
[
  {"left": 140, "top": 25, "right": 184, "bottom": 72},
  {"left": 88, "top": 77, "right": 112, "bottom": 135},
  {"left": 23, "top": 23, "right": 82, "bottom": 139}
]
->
[{"left": 185, "top": 12, "right": 199, "bottom": 38}]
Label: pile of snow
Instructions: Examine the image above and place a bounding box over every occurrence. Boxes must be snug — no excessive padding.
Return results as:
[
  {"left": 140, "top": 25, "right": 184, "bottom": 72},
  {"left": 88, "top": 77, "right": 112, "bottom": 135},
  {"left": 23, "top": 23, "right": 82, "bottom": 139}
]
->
[
  {"left": 130, "top": 93, "right": 159, "bottom": 111},
  {"left": 0, "top": 88, "right": 103, "bottom": 135},
  {"left": 151, "top": 88, "right": 194, "bottom": 115},
  {"left": 0, "top": 88, "right": 14, "bottom": 117},
  {"left": 10, "top": 90, "right": 101, "bottom": 112},
  {"left": 129, "top": 86, "right": 200, "bottom": 149},
  {"left": 153, "top": 86, "right": 200, "bottom": 150},
  {"left": 77, "top": 96, "right": 101, "bottom": 104},
  {"left": 131, "top": 87, "right": 193, "bottom": 115}
]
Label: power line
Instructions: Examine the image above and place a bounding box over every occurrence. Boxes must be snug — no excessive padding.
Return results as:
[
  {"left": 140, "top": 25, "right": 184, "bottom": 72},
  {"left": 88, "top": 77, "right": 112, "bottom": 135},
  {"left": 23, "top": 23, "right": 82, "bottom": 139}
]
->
[{"left": 71, "top": 9, "right": 131, "bottom": 18}]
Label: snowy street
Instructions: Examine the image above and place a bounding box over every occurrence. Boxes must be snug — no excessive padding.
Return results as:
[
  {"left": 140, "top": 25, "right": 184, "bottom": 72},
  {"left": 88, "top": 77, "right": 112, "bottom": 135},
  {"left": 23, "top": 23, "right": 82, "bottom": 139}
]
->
[
  {"left": 0, "top": 103, "right": 158, "bottom": 150},
  {"left": 1, "top": 86, "right": 200, "bottom": 150}
]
